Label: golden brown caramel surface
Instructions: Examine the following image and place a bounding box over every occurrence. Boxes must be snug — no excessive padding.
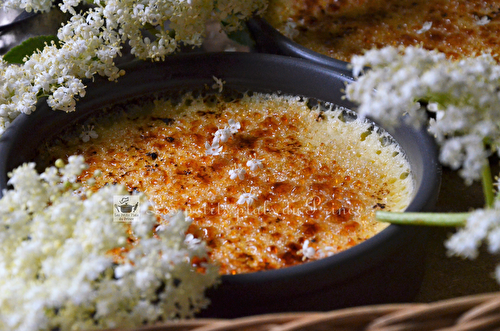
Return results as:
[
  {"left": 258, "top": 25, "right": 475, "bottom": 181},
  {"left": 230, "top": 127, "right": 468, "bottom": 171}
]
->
[
  {"left": 45, "top": 93, "right": 413, "bottom": 274},
  {"left": 264, "top": 0, "right": 500, "bottom": 61}
]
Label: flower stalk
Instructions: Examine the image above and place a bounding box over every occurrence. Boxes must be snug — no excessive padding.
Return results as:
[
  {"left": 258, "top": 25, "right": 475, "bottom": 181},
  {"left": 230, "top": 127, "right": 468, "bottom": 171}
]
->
[
  {"left": 376, "top": 211, "right": 471, "bottom": 227},
  {"left": 377, "top": 158, "right": 496, "bottom": 227},
  {"left": 482, "top": 161, "right": 495, "bottom": 208}
]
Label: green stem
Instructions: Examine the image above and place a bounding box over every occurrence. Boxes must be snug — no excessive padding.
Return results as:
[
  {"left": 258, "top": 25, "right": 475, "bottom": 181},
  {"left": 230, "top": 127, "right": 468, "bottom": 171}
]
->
[
  {"left": 376, "top": 211, "right": 470, "bottom": 227},
  {"left": 482, "top": 162, "right": 495, "bottom": 209}
]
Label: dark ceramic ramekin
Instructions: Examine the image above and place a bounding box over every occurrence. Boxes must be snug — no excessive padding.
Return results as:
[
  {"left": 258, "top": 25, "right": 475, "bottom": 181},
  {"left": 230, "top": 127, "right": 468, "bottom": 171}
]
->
[
  {"left": 247, "top": 16, "right": 353, "bottom": 77},
  {"left": 0, "top": 53, "right": 440, "bottom": 318},
  {"left": 0, "top": 8, "right": 37, "bottom": 31}
]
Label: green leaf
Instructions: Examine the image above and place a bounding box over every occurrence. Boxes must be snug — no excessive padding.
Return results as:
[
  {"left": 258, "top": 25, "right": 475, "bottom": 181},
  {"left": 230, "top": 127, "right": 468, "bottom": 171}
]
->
[
  {"left": 3, "top": 35, "right": 61, "bottom": 64},
  {"left": 226, "top": 24, "right": 255, "bottom": 48}
]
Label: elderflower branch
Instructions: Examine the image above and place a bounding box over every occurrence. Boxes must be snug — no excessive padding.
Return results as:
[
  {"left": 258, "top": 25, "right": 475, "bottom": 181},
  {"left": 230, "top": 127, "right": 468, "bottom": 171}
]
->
[
  {"left": 376, "top": 211, "right": 471, "bottom": 227},
  {"left": 0, "top": 0, "right": 268, "bottom": 135},
  {"left": 445, "top": 206, "right": 500, "bottom": 260},
  {"left": 376, "top": 163, "right": 490, "bottom": 226},
  {"left": 0, "top": 158, "right": 219, "bottom": 330},
  {"left": 2, "top": 0, "right": 54, "bottom": 12},
  {"left": 346, "top": 46, "right": 500, "bottom": 185}
]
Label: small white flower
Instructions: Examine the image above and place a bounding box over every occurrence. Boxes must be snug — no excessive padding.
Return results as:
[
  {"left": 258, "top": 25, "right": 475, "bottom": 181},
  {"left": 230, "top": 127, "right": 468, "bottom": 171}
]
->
[
  {"left": 184, "top": 233, "right": 202, "bottom": 249},
  {"left": 79, "top": 125, "right": 98, "bottom": 142},
  {"left": 300, "top": 240, "right": 316, "bottom": 260},
  {"left": 317, "top": 246, "right": 336, "bottom": 258},
  {"left": 246, "top": 158, "right": 263, "bottom": 171},
  {"left": 212, "top": 76, "right": 225, "bottom": 93},
  {"left": 229, "top": 168, "right": 246, "bottom": 180},
  {"left": 237, "top": 192, "right": 257, "bottom": 205},
  {"left": 228, "top": 119, "right": 241, "bottom": 133},
  {"left": 213, "top": 127, "right": 232, "bottom": 143},
  {"left": 416, "top": 21, "right": 432, "bottom": 34},
  {"left": 283, "top": 18, "right": 299, "bottom": 39},
  {"left": 475, "top": 16, "right": 490, "bottom": 26},
  {"left": 205, "top": 141, "right": 223, "bottom": 156}
]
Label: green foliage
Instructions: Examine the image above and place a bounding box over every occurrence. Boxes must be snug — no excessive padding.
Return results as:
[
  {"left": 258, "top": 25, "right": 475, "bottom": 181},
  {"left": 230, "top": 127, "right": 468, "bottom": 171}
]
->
[
  {"left": 220, "top": 18, "right": 255, "bottom": 48},
  {"left": 3, "top": 35, "right": 60, "bottom": 64},
  {"left": 226, "top": 24, "right": 255, "bottom": 48}
]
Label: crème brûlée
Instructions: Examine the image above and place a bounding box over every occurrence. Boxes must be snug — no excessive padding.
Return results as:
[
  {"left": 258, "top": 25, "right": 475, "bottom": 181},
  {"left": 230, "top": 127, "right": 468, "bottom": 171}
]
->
[
  {"left": 263, "top": 0, "right": 500, "bottom": 61},
  {"left": 43, "top": 93, "right": 414, "bottom": 275}
]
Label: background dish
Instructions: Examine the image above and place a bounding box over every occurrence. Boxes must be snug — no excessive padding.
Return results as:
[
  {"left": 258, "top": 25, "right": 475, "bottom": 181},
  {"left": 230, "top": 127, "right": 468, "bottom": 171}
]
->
[
  {"left": 0, "top": 8, "right": 37, "bottom": 31},
  {"left": 247, "top": 16, "right": 353, "bottom": 77},
  {"left": 0, "top": 8, "right": 68, "bottom": 55},
  {"left": 0, "top": 52, "right": 440, "bottom": 317}
]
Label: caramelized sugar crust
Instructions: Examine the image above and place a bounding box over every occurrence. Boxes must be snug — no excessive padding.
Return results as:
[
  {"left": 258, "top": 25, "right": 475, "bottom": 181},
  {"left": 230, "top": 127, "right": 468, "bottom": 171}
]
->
[
  {"left": 264, "top": 0, "right": 500, "bottom": 61},
  {"left": 45, "top": 93, "right": 413, "bottom": 274}
]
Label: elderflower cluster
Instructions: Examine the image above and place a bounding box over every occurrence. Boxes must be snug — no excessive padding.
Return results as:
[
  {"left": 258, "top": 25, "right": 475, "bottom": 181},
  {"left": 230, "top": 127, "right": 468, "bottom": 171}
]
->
[
  {"left": 0, "top": 5, "right": 124, "bottom": 133},
  {"left": 0, "top": 0, "right": 268, "bottom": 134},
  {"left": 0, "top": 157, "right": 219, "bottom": 331},
  {"left": 346, "top": 46, "right": 500, "bottom": 184},
  {"left": 2, "top": 0, "right": 54, "bottom": 12},
  {"left": 445, "top": 198, "right": 500, "bottom": 282}
]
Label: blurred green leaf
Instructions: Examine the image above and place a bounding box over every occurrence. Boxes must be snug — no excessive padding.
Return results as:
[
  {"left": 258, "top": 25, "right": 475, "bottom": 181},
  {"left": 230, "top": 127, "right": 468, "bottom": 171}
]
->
[
  {"left": 3, "top": 35, "right": 60, "bottom": 64},
  {"left": 226, "top": 24, "right": 255, "bottom": 48}
]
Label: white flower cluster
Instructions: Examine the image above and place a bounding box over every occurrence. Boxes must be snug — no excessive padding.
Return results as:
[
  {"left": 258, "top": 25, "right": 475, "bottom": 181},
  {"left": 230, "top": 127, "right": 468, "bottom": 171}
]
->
[
  {"left": 445, "top": 199, "right": 500, "bottom": 282},
  {"left": 2, "top": 0, "right": 53, "bottom": 12},
  {"left": 0, "top": 0, "right": 268, "bottom": 134},
  {"left": 0, "top": 4, "right": 124, "bottom": 134},
  {"left": 0, "top": 157, "right": 219, "bottom": 331},
  {"left": 346, "top": 46, "right": 500, "bottom": 184}
]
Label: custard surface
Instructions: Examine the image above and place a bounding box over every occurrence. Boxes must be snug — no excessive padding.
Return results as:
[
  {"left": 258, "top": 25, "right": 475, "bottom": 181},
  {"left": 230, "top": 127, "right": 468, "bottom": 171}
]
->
[
  {"left": 44, "top": 93, "right": 413, "bottom": 274},
  {"left": 264, "top": 0, "right": 500, "bottom": 61}
]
